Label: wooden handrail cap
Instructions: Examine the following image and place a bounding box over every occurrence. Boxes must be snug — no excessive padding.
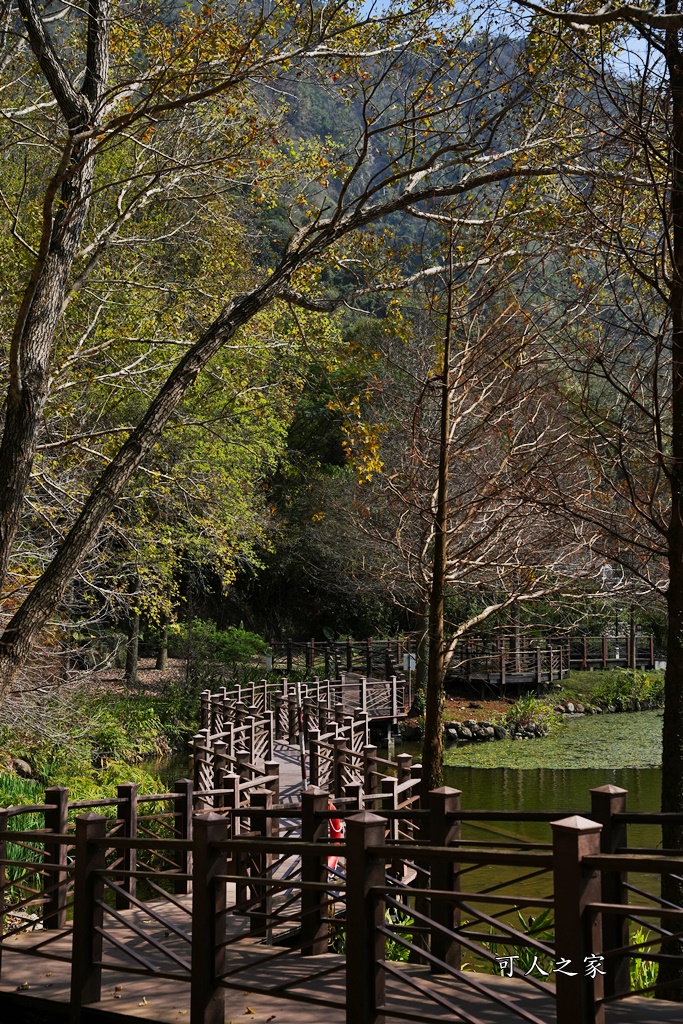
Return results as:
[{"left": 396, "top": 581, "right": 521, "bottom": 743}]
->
[
  {"left": 192, "top": 811, "right": 226, "bottom": 824},
  {"left": 590, "top": 784, "right": 628, "bottom": 796},
  {"left": 429, "top": 786, "right": 462, "bottom": 797},
  {"left": 347, "top": 810, "right": 386, "bottom": 825},
  {"left": 551, "top": 814, "right": 603, "bottom": 833}
]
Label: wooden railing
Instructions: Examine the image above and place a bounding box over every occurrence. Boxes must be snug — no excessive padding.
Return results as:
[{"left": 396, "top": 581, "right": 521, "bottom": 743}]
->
[
  {"left": 270, "top": 638, "right": 407, "bottom": 679},
  {"left": 1, "top": 780, "right": 681, "bottom": 1024},
  {"left": 192, "top": 676, "right": 407, "bottom": 802},
  {"left": 268, "top": 634, "right": 661, "bottom": 684}
]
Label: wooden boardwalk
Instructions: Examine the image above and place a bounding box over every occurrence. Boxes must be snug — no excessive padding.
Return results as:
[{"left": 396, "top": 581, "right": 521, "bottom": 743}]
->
[
  {"left": 1, "top": 678, "right": 682, "bottom": 1024},
  {"left": 1, "top": 898, "right": 679, "bottom": 1024}
]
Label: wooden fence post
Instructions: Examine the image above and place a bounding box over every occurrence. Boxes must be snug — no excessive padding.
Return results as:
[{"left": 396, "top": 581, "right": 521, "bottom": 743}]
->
[
  {"left": 245, "top": 715, "right": 257, "bottom": 763},
  {"left": 429, "top": 787, "right": 461, "bottom": 972},
  {"left": 265, "top": 761, "right": 280, "bottom": 809},
  {"left": 355, "top": 709, "right": 370, "bottom": 746},
  {"left": 274, "top": 693, "right": 285, "bottom": 740},
  {"left": 69, "top": 814, "right": 106, "bottom": 1023},
  {"left": 288, "top": 694, "right": 298, "bottom": 745},
  {"left": 174, "top": 779, "right": 193, "bottom": 895},
  {"left": 551, "top": 815, "right": 604, "bottom": 1024},
  {"left": 396, "top": 754, "right": 412, "bottom": 840},
  {"left": 346, "top": 811, "right": 386, "bottom": 1024},
  {"left": 590, "top": 785, "right": 629, "bottom": 997},
  {"left": 308, "top": 729, "right": 320, "bottom": 787},
  {"left": 200, "top": 689, "right": 212, "bottom": 730},
  {"left": 345, "top": 781, "right": 363, "bottom": 810},
  {"left": 364, "top": 745, "right": 379, "bottom": 795},
  {"left": 264, "top": 710, "right": 275, "bottom": 761},
  {"left": 249, "top": 789, "right": 273, "bottom": 939},
  {"left": 213, "top": 741, "right": 228, "bottom": 808},
  {"left": 194, "top": 729, "right": 212, "bottom": 808},
  {"left": 191, "top": 812, "right": 228, "bottom": 1024},
  {"left": 333, "top": 738, "right": 348, "bottom": 798},
  {"left": 381, "top": 777, "right": 398, "bottom": 844},
  {"left": 301, "top": 787, "right": 330, "bottom": 956},
  {"left": 43, "top": 785, "right": 69, "bottom": 929},
  {"left": 235, "top": 750, "right": 250, "bottom": 789},
  {"left": 116, "top": 782, "right": 138, "bottom": 910}
]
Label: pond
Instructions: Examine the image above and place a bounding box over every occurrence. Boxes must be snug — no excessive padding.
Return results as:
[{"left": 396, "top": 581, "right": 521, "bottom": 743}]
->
[{"left": 402, "top": 710, "right": 663, "bottom": 847}]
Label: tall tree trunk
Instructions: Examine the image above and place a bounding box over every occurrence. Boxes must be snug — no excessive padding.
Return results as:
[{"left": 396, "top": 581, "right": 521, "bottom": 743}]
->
[
  {"left": 413, "top": 598, "right": 429, "bottom": 713},
  {"left": 0, "top": 0, "right": 109, "bottom": 593},
  {"left": 155, "top": 614, "right": 168, "bottom": 671},
  {"left": 658, "top": 21, "right": 683, "bottom": 1001},
  {"left": 156, "top": 610, "right": 169, "bottom": 675},
  {"left": 124, "top": 608, "right": 140, "bottom": 687},
  {"left": 0, "top": 275, "right": 289, "bottom": 693},
  {"left": 421, "top": 262, "right": 454, "bottom": 795}
]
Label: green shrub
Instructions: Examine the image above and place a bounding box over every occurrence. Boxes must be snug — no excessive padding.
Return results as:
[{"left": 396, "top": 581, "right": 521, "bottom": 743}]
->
[
  {"left": 88, "top": 698, "right": 168, "bottom": 761},
  {"left": 505, "top": 695, "right": 557, "bottom": 735},
  {"left": 170, "top": 619, "right": 268, "bottom": 667},
  {"left": 563, "top": 669, "right": 665, "bottom": 708},
  {"left": 484, "top": 908, "right": 555, "bottom": 976},
  {"left": 329, "top": 906, "right": 415, "bottom": 961}
]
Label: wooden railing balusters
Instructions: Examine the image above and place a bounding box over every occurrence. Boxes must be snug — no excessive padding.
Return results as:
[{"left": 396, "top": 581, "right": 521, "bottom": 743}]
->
[
  {"left": 115, "top": 782, "right": 138, "bottom": 910},
  {"left": 43, "top": 785, "right": 68, "bottom": 929}
]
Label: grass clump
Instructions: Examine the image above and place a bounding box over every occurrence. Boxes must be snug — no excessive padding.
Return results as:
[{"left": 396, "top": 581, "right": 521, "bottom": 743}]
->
[
  {"left": 630, "top": 927, "right": 658, "bottom": 995},
  {"left": 484, "top": 908, "right": 555, "bottom": 977},
  {"left": 504, "top": 694, "right": 560, "bottom": 736},
  {"left": 561, "top": 669, "right": 664, "bottom": 709}
]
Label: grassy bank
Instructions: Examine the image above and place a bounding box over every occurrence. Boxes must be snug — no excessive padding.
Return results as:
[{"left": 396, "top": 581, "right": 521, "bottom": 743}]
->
[
  {"left": 0, "top": 673, "right": 200, "bottom": 804},
  {"left": 558, "top": 668, "right": 665, "bottom": 710}
]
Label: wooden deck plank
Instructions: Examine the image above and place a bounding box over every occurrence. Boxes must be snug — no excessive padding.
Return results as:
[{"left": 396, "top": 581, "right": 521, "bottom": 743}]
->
[{"left": 2, "top": 910, "right": 682, "bottom": 1024}]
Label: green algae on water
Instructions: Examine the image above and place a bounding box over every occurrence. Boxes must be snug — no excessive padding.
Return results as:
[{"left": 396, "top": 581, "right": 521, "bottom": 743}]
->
[{"left": 442, "top": 710, "right": 663, "bottom": 770}]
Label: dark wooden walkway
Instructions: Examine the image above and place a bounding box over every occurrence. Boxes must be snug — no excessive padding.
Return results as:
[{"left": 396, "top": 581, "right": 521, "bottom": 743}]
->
[
  {"left": 1, "top": 898, "right": 679, "bottom": 1024},
  {"left": 1, "top": 678, "right": 682, "bottom": 1024}
]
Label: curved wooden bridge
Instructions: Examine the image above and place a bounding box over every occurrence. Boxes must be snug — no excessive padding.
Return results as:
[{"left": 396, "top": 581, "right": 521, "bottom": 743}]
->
[{"left": 0, "top": 676, "right": 680, "bottom": 1024}]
